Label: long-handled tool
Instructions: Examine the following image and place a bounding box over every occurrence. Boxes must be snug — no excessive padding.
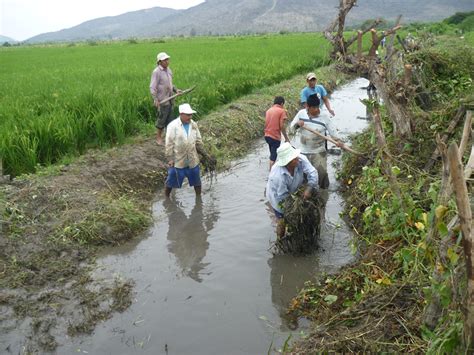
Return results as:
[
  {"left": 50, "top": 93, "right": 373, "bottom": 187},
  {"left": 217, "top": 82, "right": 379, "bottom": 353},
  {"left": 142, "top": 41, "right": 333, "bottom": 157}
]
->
[
  {"left": 160, "top": 85, "right": 196, "bottom": 105},
  {"left": 300, "top": 125, "right": 362, "bottom": 155}
]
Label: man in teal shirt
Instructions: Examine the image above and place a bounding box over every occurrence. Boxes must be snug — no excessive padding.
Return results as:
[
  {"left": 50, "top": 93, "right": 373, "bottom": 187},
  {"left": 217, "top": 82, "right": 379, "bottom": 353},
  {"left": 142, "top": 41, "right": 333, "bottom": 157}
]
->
[{"left": 300, "top": 72, "right": 335, "bottom": 116}]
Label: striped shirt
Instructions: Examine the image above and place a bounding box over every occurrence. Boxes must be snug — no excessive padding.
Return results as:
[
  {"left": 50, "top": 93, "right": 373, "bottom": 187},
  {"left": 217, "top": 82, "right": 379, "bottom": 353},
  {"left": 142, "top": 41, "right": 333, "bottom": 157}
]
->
[{"left": 290, "top": 109, "right": 338, "bottom": 154}]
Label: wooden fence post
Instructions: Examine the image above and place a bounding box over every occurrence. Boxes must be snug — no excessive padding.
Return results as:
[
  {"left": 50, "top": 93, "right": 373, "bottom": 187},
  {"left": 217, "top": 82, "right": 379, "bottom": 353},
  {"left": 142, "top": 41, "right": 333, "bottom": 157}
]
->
[
  {"left": 357, "top": 31, "right": 363, "bottom": 59},
  {"left": 448, "top": 142, "right": 474, "bottom": 351}
]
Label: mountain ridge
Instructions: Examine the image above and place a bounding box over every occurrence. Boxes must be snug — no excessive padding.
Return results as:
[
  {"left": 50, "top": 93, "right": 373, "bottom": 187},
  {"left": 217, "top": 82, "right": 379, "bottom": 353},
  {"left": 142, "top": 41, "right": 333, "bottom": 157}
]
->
[{"left": 25, "top": 0, "right": 474, "bottom": 43}]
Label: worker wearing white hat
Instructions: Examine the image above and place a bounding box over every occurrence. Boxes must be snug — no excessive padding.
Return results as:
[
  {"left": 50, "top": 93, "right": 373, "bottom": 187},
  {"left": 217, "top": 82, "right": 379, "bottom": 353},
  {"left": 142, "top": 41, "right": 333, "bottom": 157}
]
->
[
  {"left": 266, "top": 142, "right": 319, "bottom": 237},
  {"left": 150, "top": 51, "right": 182, "bottom": 145}
]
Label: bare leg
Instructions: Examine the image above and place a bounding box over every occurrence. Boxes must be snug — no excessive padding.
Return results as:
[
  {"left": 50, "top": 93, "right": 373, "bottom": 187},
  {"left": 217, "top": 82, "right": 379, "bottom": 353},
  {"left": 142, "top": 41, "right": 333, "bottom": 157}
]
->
[
  {"left": 276, "top": 218, "right": 286, "bottom": 238},
  {"left": 269, "top": 160, "right": 275, "bottom": 171},
  {"left": 156, "top": 129, "right": 164, "bottom": 145},
  {"left": 165, "top": 186, "right": 172, "bottom": 198},
  {"left": 194, "top": 185, "right": 202, "bottom": 195}
]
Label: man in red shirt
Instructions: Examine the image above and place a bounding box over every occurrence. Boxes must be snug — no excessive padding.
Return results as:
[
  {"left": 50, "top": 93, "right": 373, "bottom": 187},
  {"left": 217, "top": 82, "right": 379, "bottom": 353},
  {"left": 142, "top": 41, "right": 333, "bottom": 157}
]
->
[{"left": 264, "top": 96, "right": 290, "bottom": 170}]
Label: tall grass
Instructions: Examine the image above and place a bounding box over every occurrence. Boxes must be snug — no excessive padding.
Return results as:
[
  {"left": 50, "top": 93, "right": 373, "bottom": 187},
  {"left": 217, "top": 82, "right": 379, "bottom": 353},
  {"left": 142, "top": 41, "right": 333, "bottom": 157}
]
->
[{"left": 0, "top": 34, "right": 331, "bottom": 176}]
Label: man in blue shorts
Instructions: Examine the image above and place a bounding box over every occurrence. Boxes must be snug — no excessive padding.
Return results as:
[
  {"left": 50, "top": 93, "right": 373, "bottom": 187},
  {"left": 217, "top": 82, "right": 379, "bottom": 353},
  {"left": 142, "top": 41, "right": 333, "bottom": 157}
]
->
[
  {"left": 165, "top": 103, "right": 204, "bottom": 197},
  {"left": 300, "top": 72, "right": 335, "bottom": 116}
]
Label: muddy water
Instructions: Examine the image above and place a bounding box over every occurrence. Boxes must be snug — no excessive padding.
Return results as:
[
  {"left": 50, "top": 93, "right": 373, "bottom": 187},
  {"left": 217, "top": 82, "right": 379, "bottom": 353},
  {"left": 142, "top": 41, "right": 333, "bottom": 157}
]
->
[{"left": 58, "top": 78, "right": 370, "bottom": 354}]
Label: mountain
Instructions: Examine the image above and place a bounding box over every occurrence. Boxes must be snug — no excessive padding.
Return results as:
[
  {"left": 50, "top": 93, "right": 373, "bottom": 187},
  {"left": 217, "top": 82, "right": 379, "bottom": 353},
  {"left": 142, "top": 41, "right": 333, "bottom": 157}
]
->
[
  {"left": 0, "top": 35, "right": 16, "bottom": 43},
  {"left": 27, "top": 7, "right": 178, "bottom": 43},
  {"left": 25, "top": 0, "right": 474, "bottom": 43}
]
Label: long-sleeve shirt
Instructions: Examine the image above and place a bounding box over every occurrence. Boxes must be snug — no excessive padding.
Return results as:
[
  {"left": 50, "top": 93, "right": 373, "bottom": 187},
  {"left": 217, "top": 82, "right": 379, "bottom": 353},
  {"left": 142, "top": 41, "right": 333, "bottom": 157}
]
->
[
  {"left": 290, "top": 109, "right": 339, "bottom": 154},
  {"left": 150, "top": 65, "right": 175, "bottom": 104},
  {"left": 165, "top": 117, "right": 204, "bottom": 169},
  {"left": 266, "top": 154, "right": 318, "bottom": 214}
]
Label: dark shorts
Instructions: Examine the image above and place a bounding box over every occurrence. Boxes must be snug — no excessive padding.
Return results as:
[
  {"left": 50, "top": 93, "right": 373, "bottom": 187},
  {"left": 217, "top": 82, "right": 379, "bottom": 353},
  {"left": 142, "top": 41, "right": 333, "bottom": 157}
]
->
[
  {"left": 155, "top": 104, "right": 174, "bottom": 129},
  {"left": 166, "top": 165, "right": 201, "bottom": 188},
  {"left": 265, "top": 136, "right": 281, "bottom": 162},
  {"left": 273, "top": 208, "right": 284, "bottom": 219}
]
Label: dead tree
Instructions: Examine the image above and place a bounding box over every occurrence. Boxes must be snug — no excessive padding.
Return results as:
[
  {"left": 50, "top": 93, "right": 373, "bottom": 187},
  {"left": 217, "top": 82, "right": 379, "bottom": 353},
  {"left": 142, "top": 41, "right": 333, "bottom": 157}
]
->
[
  {"left": 323, "top": 0, "right": 358, "bottom": 60},
  {"left": 368, "top": 60, "right": 412, "bottom": 137}
]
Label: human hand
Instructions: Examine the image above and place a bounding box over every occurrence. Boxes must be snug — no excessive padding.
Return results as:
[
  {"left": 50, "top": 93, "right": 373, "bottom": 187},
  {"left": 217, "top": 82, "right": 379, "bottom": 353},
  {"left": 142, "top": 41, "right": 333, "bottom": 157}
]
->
[
  {"left": 303, "top": 187, "right": 312, "bottom": 200},
  {"left": 329, "top": 109, "right": 335, "bottom": 117},
  {"left": 297, "top": 120, "right": 305, "bottom": 127},
  {"left": 177, "top": 89, "right": 183, "bottom": 95},
  {"left": 153, "top": 98, "right": 160, "bottom": 107},
  {"left": 168, "top": 160, "right": 174, "bottom": 167}
]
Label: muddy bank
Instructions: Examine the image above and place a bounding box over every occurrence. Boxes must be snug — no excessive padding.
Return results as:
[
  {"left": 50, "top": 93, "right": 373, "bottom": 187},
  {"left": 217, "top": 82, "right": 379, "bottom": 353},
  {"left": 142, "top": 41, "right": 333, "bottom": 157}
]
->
[{"left": 0, "top": 66, "right": 349, "bottom": 352}]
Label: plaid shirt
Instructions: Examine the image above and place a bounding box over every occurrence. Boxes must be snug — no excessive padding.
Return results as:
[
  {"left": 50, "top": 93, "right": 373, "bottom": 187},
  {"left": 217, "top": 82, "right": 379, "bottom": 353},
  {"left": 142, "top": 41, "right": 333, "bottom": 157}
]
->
[{"left": 165, "top": 117, "right": 204, "bottom": 169}]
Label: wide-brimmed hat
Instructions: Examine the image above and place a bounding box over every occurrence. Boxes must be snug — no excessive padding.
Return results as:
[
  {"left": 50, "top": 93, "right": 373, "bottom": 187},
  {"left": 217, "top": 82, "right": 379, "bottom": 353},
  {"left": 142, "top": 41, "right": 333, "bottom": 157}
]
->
[
  {"left": 179, "top": 103, "right": 196, "bottom": 114},
  {"left": 275, "top": 142, "right": 300, "bottom": 166},
  {"left": 157, "top": 52, "right": 170, "bottom": 62},
  {"left": 306, "top": 72, "right": 317, "bottom": 80}
]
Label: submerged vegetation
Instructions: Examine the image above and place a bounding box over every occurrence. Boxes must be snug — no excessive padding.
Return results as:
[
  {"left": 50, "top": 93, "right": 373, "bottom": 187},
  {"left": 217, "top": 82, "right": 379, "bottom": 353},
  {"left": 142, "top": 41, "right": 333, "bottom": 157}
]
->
[{"left": 0, "top": 34, "right": 331, "bottom": 176}]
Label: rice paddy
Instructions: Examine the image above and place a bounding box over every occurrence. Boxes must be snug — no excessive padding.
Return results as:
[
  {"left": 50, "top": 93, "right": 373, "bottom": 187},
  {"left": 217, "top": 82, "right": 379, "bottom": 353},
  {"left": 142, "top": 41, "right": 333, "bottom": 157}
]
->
[{"left": 0, "top": 34, "right": 331, "bottom": 176}]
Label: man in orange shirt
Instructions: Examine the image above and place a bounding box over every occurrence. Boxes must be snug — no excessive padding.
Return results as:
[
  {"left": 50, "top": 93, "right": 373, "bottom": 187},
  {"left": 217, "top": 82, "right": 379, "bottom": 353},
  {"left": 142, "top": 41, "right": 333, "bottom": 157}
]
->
[{"left": 264, "top": 96, "right": 290, "bottom": 170}]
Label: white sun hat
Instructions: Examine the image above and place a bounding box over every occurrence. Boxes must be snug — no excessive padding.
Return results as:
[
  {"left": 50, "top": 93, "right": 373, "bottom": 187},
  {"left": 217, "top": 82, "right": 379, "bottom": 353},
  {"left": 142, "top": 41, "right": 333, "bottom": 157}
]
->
[
  {"left": 275, "top": 142, "right": 300, "bottom": 166},
  {"left": 157, "top": 52, "right": 170, "bottom": 61},
  {"left": 306, "top": 72, "right": 317, "bottom": 80},
  {"left": 179, "top": 103, "right": 196, "bottom": 114}
]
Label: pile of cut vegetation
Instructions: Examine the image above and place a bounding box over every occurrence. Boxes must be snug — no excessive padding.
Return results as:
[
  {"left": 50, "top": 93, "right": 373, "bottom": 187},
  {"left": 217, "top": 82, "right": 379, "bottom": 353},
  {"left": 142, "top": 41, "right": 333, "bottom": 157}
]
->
[{"left": 273, "top": 189, "right": 324, "bottom": 255}]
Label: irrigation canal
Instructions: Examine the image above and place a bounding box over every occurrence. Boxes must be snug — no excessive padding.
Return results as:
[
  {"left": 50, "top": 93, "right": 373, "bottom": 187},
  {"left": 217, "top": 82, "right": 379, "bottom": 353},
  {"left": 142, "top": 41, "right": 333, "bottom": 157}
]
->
[{"left": 58, "top": 78, "right": 371, "bottom": 354}]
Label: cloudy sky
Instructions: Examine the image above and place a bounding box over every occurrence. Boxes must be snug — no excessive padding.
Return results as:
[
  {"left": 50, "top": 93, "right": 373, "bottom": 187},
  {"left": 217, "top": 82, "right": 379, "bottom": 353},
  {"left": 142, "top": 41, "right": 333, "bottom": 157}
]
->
[{"left": 0, "top": 0, "right": 205, "bottom": 41}]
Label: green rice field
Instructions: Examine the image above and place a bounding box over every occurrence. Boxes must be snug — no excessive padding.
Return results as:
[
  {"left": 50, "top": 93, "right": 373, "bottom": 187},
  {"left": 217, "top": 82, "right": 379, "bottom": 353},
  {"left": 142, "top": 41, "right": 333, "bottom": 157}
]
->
[{"left": 0, "top": 33, "right": 331, "bottom": 176}]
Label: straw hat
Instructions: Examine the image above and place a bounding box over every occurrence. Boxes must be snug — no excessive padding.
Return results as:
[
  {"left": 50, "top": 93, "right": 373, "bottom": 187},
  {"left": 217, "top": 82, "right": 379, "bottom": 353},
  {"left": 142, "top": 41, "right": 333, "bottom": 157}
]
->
[{"left": 275, "top": 142, "right": 300, "bottom": 166}]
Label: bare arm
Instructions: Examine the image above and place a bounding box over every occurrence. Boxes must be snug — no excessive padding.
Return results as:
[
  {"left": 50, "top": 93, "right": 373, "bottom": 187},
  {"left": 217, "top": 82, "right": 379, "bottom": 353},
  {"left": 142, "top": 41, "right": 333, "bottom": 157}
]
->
[{"left": 323, "top": 97, "right": 335, "bottom": 116}]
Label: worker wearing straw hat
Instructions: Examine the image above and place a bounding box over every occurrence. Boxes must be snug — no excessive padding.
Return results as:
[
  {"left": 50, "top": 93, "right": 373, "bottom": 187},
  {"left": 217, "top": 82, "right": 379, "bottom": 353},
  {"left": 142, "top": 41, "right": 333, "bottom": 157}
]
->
[{"left": 266, "top": 142, "right": 318, "bottom": 238}]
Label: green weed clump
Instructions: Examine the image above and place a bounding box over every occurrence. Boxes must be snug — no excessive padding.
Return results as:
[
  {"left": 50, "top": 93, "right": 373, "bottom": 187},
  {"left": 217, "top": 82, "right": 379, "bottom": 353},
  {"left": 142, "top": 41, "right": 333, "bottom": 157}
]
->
[
  {"left": 51, "top": 194, "right": 151, "bottom": 246},
  {"left": 0, "top": 34, "right": 330, "bottom": 176}
]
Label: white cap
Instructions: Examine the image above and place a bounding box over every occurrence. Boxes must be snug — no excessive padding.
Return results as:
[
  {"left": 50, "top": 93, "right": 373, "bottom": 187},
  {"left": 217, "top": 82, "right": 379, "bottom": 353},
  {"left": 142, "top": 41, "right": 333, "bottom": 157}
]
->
[
  {"left": 156, "top": 52, "right": 170, "bottom": 62},
  {"left": 179, "top": 103, "right": 196, "bottom": 114},
  {"left": 306, "top": 72, "right": 317, "bottom": 80}
]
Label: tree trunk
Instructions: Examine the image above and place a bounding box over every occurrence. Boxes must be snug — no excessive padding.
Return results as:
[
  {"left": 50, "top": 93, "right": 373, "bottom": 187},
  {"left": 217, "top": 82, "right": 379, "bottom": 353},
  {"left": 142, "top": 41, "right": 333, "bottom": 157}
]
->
[{"left": 369, "top": 61, "right": 412, "bottom": 137}]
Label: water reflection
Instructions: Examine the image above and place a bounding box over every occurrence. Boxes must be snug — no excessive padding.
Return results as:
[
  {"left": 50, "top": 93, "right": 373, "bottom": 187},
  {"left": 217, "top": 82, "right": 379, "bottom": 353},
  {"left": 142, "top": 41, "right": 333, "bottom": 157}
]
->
[
  {"left": 268, "top": 255, "right": 318, "bottom": 331},
  {"left": 164, "top": 196, "right": 219, "bottom": 283}
]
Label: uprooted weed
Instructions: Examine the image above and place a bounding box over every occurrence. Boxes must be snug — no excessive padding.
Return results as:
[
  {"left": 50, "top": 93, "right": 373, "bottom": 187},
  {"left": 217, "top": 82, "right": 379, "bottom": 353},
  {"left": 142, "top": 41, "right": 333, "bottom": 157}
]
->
[{"left": 273, "top": 188, "right": 324, "bottom": 255}]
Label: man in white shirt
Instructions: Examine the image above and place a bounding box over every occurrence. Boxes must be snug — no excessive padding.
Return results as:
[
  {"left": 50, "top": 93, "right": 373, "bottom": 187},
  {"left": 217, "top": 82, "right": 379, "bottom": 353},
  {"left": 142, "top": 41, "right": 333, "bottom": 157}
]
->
[
  {"left": 290, "top": 94, "right": 343, "bottom": 188},
  {"left": 165, "top": 103, "right": 204, "bottom": 197}
]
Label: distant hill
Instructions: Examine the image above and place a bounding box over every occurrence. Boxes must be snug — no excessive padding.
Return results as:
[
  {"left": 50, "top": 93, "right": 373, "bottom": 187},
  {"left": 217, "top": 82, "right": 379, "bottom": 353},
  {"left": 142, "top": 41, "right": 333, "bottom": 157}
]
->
[
  {"left": 0, "top": 35, "right": 16, "bottom": 43},
  {"left": 27, "top": 7, "right": 178, "bottom": 43},
  {"left": 25, "top": 0, "right": 474, "bottom": 43}
]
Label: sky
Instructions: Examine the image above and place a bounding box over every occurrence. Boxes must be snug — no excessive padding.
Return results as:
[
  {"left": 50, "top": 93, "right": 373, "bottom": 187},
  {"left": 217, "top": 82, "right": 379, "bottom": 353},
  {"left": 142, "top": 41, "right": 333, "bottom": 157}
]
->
[{"left": 0, "top": 0, "right": 205, "bottom": 41}]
